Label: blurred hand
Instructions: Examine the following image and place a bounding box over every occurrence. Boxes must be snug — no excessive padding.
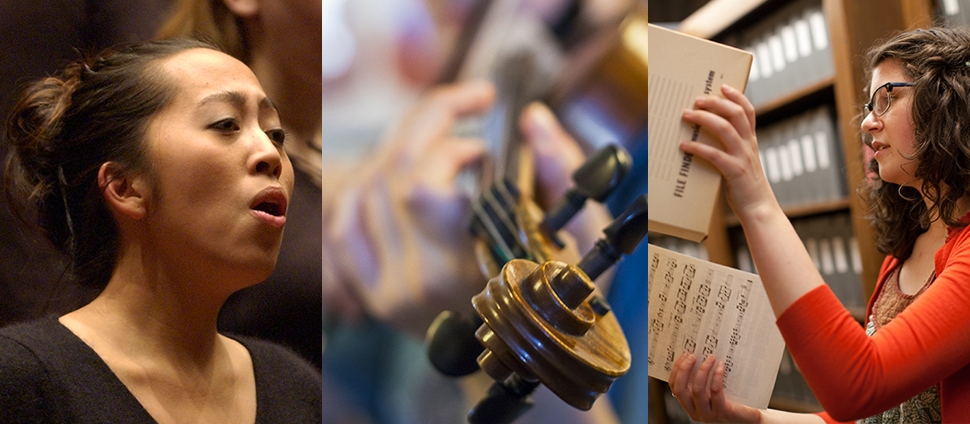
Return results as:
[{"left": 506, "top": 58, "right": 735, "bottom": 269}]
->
[
  {"left": 321, "top": 83, "right": 615, "bottom": 336},
  {"left": 668, "top": 353, "right": 762, "bottom": 423},
  {"left": 520, "top": 102, "right": 613, "bottom": 270},
  {"left": 321, "top": 80, "right": 495, "bottom": 336}
]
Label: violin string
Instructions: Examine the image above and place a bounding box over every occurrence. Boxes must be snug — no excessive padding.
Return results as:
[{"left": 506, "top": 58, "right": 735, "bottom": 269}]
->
[
  {"left": 470, "top": 50, "right": 540, "bottom": 267},
  {"left": 493, "top": 180, "right": 529, "bottom": 259},
  {"left": 471, "top": 197, "right": 515, "bottom": 262}
]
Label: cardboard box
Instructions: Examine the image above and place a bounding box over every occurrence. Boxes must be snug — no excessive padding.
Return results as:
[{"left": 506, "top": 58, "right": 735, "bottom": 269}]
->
[{"left": 648, "top": 24, "right": 753, "bottom": 242}]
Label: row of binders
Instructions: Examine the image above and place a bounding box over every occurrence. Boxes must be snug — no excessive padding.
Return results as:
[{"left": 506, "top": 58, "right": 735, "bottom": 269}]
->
[
  {"left": 731, "top": 211, "right": 866, "bottom": 319},
  {"left": 756, "top": 104, "right": 847, "bottom": 210},
  {"left": 720, "top": 0, "right": 833, "bottom": 109}
]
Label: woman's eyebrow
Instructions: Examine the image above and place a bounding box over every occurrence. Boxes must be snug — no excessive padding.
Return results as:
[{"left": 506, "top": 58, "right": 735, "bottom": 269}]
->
[
  {"left": 196, "top": 91, "right": 280, "bottom": 118},
  {"left": 260, "top": 96, "right": 279, "bottom": 114},
  {"left": 198, "top": 90, "right": 247, "bottom": 109}
]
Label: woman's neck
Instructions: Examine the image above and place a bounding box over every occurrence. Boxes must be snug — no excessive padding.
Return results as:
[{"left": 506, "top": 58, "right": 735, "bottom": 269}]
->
[
  {"left": 59, "top": 243, "right": 233, "bottom": 368},
  {"left": 57, "top": 240, "right": 258, "bottom": 423}
]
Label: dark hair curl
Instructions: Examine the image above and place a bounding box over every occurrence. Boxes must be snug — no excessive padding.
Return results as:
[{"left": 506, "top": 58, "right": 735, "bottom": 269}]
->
[
  {"left": 863, "top": 26, "right": 970, "bottom": 258},
  {"left": 3, "top": 38, "right": 219, "bottom": 290}
]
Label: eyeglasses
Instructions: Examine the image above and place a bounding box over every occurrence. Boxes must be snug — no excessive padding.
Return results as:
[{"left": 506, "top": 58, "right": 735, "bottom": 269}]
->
[{"left": 864, "top": 82, "right": 914, "bottom": 116}]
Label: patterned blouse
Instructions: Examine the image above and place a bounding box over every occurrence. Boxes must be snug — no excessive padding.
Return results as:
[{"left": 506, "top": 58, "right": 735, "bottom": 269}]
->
[{"left": 860, "top": 266, "right": 941, "bottom": 423}]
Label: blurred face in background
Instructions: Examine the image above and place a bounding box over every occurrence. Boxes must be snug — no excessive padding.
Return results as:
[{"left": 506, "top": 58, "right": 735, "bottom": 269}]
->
[{"left": 245, "top": 0, "right": 322, "bottom": 87}]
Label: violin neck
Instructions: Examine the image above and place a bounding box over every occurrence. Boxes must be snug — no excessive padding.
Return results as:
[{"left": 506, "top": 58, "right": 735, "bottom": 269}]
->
[{"left": 493, "top": 50, "right": 542, "bottom": 201}]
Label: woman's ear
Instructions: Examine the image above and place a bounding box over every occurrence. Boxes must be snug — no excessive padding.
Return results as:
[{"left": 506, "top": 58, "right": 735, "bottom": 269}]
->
[
  {"left": 98, "top": 162, "right": 148, "bottom": 221},
  {"left": 222, "top": 0, "right": 260, "bottom": 19}
]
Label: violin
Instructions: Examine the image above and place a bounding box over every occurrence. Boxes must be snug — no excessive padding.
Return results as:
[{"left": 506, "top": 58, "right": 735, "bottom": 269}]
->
[{"left": 425, "top": 9, "right": 649, "bottom": 418}]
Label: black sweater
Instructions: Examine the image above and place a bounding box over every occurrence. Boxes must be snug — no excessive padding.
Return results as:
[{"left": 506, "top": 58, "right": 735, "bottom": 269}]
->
[{"left": 0, "top": 317, "right": 321, "bottom": 423}]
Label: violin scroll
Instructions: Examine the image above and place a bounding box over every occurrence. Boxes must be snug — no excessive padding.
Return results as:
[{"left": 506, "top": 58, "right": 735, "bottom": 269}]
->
[{"left": 466, "top": 195, "right": 648, "bottom": 422}]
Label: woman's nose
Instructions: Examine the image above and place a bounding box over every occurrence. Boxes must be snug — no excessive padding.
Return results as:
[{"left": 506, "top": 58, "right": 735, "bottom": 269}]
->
[{"left": 251, "top": 133, "right": 283, "bottom": 178}]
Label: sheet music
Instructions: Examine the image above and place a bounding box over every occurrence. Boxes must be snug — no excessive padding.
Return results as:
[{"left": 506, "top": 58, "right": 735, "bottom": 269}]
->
[{"left": 647, "top": 244, "right": 785, "bottom": 409}]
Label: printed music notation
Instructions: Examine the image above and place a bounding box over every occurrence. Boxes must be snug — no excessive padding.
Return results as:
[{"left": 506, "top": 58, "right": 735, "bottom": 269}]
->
[{"left": 647, "top": 244, "right": 785, "bottom": 409}]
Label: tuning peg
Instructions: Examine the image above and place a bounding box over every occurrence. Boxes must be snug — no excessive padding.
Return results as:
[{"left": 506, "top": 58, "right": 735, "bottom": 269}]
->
[
  {"left": 467, "top": 374, "right": 539, "bottom": 424},
  {"left": 540, "top": 144, "right": 632, "bottom": 247},
  {"left": 426, "top": 310, "right": 485, "bottom": 377},
  {"left": 577, "top": 194, "right": 648, "bottom": 281}
]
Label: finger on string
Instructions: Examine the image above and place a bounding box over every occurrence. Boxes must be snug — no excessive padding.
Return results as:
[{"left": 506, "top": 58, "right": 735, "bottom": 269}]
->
[
  {"left": 400, "top": 80, "right": 496, "bottom": 161},
  {"left": 520, "top": 102, "right": 584, "bottom": 169},
  {"left": 433, "top": 79, "right": 497, "bottom": 117},
  {"left": 412, "top": 138, "right": 486, "bottom": 192},
  {"left": 520, "top": 102, "right": 585, "bottom": 204}
]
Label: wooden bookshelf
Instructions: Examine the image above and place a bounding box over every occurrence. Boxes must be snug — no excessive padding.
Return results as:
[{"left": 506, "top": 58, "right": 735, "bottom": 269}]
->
[
  {"left": 649, "top": 0, "right": 935, "bottom": 420},
  {"left": 756, "top": 76, "right": 834, "bottom": 121},
  {"left": 724, "top": 197, "right": 850, "bottom": 227}
]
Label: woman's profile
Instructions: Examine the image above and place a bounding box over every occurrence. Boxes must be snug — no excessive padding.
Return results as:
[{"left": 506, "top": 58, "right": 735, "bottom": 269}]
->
[{"left": 0, "top": 38, "right": 321, "bottom": 423}]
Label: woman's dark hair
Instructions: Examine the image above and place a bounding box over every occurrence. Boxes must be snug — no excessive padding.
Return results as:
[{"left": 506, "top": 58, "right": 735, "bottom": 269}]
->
[
  {"left": 3, "top": 38, "right": 219, "bottom": 290},
  {"left": 863, "top": 26, "right": 970, "bottom": 258}
]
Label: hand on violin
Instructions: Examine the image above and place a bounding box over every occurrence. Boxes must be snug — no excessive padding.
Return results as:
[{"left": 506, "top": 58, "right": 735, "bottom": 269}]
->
[
  {"left": 679, "top": 85, "right": 780, "bottom": 222},
  {"left": 322, "top": 83, "right": 614, "bottom": 336},
  {"left": 668, "top": 353, "right": 762, "bottom": 423},
  {"left": 520, "top": 102, "right": 613, "bottom": 260},
  {"left": 321, "top": 80, "right": 497, "bottom": 336}
]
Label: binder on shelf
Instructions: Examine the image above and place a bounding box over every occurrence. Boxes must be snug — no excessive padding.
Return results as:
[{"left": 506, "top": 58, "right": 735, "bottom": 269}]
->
[
  {"left": 809, "top": 105, "right": 847, "bottom": 204},
  {"left": 828, "top": 213, "right": 865, "bottom": 315},
  {"left": 781, "top": 118, "right": 809, "bottom": 206},
  {"left": 755, "top": 104, "right": 846, "bottom": 209},
  {"left": 794, "top": 0, "right": 835, "bottom": 89},
  {"left": 793, "top": 109, "right": 824, "bottom": 204},
  {"left": 731, "top": 0, "right": 834, "bottom": 110},
  {"left": 648, "top": 24, "right": 753, "bottom": 242},
  {"left": 791, "top": 212, "right": 865, "bottom": 317},
  {"left": 765, "top": 9, "right": 791, "bottom": 102},
  {"left": 759, "top": 122, "right": 786, "bottom": 206}
]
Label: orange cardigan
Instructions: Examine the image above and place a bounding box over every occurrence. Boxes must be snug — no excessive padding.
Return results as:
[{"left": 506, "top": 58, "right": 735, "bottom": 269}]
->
[{"left": 777, "top": 223, "right": 970, "bottom": 422}]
